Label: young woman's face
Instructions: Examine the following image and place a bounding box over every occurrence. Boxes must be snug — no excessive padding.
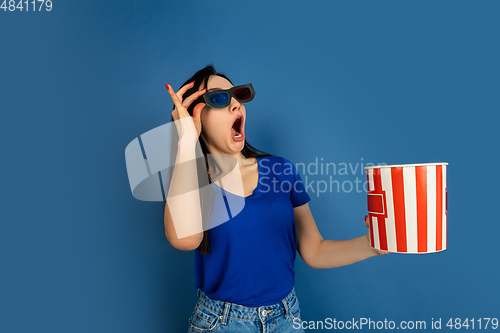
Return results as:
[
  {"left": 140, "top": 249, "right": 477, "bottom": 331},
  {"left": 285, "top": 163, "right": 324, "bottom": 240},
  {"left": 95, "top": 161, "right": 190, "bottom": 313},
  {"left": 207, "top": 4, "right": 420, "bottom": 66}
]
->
[{"left": 200, "top": 75, "right": 246, "bottom": 155}]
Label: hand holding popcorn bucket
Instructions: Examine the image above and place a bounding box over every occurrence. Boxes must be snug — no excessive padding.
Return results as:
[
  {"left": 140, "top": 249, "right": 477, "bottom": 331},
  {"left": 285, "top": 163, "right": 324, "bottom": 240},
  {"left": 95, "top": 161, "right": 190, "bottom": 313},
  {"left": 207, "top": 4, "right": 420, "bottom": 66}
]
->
[{"left": 364, "top": 163, "right": 448, "bottom": 254}]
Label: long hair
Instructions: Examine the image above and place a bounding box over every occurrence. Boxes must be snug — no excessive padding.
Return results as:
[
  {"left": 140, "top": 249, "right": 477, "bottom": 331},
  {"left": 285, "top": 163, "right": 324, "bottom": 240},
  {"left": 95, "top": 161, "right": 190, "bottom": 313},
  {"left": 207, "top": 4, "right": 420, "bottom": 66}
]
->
[{"left": 169, "top": 64, "right": 275, "bottom": 254}]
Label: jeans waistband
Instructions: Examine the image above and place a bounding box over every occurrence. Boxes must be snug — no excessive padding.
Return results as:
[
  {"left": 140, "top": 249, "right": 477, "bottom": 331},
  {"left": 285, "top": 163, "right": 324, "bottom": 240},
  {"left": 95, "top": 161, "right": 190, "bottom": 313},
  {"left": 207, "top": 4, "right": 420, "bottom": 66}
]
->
[{"left": 196, "top": 287, "right": 298, "bottom": 323}]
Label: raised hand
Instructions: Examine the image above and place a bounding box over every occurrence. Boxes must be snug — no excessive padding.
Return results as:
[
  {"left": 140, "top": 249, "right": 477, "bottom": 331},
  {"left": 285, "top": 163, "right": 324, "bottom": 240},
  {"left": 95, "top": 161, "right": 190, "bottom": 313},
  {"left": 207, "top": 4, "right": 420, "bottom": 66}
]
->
[{"left": 165, "top": 81, "right": 207, "bottom": 139}]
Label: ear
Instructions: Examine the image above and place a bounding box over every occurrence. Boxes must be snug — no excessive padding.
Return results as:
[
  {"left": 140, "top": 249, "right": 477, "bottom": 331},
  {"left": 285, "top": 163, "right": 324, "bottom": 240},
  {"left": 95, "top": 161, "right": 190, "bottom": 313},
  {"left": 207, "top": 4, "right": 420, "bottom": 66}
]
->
[{"left": 193, "top": 102, "right": 206, "bottom": 120}]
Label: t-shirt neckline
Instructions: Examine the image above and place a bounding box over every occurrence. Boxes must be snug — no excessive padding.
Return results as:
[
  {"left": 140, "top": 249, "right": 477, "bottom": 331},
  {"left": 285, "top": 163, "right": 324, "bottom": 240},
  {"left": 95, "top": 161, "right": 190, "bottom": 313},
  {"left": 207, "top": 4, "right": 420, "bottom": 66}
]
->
[{"left": 212, "top": 156, "right": 262, "bottom": 198}]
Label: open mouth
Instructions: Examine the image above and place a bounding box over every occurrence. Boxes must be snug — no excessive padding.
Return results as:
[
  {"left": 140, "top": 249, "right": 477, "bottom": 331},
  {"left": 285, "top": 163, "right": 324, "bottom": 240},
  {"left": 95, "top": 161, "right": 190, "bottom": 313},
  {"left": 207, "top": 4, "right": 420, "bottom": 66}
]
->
[{"left": 231, "top": 116, "right": 244, "bottom": 140}]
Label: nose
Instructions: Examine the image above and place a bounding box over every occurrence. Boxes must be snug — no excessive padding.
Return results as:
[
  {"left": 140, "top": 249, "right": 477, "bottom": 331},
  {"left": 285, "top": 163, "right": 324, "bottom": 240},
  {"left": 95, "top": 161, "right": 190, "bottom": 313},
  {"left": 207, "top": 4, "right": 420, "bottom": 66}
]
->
[{"left": 229, "top": 96, "right": 241, "bottom": 112}]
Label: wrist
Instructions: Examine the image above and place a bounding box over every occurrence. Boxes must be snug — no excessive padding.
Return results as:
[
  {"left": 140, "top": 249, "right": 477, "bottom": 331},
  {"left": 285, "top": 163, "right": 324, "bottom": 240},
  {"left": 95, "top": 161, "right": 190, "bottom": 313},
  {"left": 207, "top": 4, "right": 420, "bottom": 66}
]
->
[{"left": 178, "top": 134, "right": 198, "bottom": 145}]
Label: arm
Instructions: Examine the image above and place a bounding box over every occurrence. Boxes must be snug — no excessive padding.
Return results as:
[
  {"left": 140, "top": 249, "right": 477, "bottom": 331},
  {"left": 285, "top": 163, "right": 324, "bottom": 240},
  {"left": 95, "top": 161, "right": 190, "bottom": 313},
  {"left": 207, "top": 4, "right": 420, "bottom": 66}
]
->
[
  {"left": 164, "top": 137, "right": 204, "bottom": 251},
  {"left": 294, "top": 203, "right": 385, "bottom": 270},
  {"left": 163, "top": 82, "right": 207, "bottom": 251}
]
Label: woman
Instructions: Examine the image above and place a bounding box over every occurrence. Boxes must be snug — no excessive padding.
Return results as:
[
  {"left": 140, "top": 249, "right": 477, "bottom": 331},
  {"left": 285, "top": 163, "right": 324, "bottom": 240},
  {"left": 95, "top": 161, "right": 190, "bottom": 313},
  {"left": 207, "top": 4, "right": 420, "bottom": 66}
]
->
[{"left": 164, "top": 65, "right": 386, "bottom": 333}]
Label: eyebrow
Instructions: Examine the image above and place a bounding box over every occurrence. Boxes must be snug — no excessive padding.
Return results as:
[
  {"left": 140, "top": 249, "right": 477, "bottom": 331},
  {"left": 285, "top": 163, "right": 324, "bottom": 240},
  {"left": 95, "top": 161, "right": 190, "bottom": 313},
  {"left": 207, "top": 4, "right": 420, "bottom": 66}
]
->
[{"left": 206, "top": 86, "right": 234, "bottom": 92}]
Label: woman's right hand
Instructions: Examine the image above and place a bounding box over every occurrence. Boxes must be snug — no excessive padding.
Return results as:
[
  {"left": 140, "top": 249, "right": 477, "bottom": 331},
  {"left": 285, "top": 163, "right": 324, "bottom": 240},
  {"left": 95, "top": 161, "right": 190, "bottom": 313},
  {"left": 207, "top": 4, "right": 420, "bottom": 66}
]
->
[{"left": 165, "top": 81, "right": 207, "bottom": 139}]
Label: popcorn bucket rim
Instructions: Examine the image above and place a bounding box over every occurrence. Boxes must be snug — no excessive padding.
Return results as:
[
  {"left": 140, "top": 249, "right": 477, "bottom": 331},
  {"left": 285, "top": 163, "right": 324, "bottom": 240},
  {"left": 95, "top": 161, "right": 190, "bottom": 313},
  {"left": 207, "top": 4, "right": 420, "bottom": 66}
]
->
[{"left": 364, "top": 162, "right": 448, "bottom": 170}]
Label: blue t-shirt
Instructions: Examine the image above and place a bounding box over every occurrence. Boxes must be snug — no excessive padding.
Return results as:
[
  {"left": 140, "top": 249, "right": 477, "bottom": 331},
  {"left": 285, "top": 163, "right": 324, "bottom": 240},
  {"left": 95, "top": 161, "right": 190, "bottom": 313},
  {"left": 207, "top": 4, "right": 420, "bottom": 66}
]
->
[{"left": 194, "top": 155, "right": 311, "bottom": 307}]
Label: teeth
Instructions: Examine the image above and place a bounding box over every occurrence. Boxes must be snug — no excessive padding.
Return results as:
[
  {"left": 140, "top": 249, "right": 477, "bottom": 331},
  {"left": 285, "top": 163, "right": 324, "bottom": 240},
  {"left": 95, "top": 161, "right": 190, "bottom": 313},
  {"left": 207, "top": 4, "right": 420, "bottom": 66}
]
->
[{"left": 232, "top": 117, "right": 243, "bottom": 139}]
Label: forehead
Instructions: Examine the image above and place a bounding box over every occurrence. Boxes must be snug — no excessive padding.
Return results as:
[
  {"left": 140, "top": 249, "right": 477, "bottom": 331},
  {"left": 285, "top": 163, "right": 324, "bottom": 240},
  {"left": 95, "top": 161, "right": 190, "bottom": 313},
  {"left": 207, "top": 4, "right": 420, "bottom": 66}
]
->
[{"left": 206, "top": 75, "right": 233, "bottom": 90}]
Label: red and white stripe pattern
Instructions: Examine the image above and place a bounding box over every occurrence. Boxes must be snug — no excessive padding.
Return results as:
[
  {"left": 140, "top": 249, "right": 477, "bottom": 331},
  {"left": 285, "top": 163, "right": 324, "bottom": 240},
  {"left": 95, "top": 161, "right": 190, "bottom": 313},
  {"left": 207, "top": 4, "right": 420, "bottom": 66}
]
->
[{"left": 366, "top": 164, "right": 447, "bottom": 253}]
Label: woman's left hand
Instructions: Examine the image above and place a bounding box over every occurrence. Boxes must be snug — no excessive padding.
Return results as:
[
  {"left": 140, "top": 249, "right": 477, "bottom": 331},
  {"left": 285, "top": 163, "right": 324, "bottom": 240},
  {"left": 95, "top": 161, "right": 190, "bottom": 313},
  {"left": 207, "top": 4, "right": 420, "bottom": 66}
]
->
[{"left": 364, "top": 215, "right": 390, "bottom": 256}]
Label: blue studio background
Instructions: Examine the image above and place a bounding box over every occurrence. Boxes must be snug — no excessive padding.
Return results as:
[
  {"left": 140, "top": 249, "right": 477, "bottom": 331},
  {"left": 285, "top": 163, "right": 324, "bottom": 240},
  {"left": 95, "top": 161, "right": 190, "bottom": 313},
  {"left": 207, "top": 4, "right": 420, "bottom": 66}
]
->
[{"left": 1, "top": 1, "right": 499, "bottom": 332}]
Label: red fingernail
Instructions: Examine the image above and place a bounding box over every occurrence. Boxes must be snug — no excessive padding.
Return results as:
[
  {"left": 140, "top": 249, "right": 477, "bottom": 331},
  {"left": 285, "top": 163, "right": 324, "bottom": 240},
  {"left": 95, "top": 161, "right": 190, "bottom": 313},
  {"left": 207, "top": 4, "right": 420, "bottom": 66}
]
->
[
  {"left": 201, "top": 88, "right": 207, "bottom": 91},
  {"left": 165, "top": 84, "right": 169, "bottom": 90},
  {"left": 189, "top": 81, "right": 195, "bottom": 85}
]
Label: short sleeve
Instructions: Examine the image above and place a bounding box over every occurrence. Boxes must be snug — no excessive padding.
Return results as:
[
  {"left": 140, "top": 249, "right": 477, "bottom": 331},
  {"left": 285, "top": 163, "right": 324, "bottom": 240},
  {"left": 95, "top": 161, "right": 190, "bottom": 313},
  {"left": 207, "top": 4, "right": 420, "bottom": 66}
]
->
[{"left": 282, "top": 157, "right": 311, "bottom": 208}]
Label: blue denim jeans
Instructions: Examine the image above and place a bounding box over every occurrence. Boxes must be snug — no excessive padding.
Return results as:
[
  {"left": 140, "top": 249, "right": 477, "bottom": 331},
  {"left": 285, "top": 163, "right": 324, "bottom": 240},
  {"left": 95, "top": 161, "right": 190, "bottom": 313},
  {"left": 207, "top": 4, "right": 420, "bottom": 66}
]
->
[{"left": 187, "top": 287, "right": 305, "bottom": 332}]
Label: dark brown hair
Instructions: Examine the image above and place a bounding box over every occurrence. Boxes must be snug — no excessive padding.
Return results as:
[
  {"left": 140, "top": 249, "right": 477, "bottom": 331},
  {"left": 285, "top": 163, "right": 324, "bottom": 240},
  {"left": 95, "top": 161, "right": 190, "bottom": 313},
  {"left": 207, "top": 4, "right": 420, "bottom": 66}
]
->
[{"left": 170, "top": 64, "right": 275, "bottom": 254}]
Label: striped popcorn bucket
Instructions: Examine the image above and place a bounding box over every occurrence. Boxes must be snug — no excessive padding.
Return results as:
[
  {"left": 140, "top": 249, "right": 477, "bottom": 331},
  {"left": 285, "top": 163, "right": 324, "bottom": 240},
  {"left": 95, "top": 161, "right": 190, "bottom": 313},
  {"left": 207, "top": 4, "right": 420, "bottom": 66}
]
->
[{"left": 364, "top": 163, "right": 448, "bottom": 254}]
